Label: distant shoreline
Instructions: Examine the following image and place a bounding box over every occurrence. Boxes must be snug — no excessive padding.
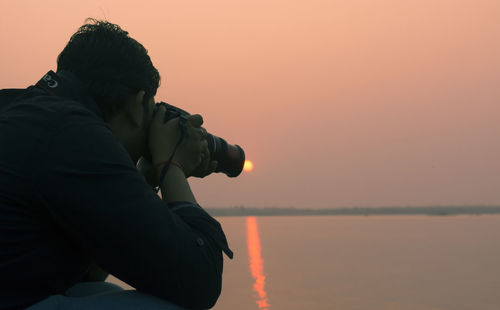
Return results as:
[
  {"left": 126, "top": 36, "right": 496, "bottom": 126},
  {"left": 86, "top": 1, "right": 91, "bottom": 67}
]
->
[{"left": 206, "top": 206, "right": 500, "bottom": 217}]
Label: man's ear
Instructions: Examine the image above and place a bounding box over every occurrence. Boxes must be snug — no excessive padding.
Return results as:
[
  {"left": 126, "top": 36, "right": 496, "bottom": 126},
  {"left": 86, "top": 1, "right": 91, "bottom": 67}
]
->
[{"left": 126, "top": 90, "right": 146, "bottom": 128}]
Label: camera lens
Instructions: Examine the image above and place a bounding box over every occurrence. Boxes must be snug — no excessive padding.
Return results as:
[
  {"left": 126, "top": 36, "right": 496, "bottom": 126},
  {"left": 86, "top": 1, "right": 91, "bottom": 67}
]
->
[{"left": 206, "top": 134, "right": 245, "bottom": 177}]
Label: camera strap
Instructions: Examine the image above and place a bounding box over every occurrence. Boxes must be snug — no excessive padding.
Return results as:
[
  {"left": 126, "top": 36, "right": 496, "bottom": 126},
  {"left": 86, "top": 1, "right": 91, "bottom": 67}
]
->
[{"left": 154, "top": 115, "right": 189, "bottom": 193}]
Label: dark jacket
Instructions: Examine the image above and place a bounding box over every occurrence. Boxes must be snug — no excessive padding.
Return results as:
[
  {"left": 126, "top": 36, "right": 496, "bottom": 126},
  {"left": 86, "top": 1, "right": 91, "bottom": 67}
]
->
[{"left": 0, "top": 71, "right": 233, "bottom": 310}]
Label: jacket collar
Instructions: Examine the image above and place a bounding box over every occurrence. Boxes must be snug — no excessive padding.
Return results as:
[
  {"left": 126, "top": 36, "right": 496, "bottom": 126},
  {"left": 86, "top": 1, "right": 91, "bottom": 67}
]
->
[{"left": 36, "top": 70, "right": 105, "bottom": 121}]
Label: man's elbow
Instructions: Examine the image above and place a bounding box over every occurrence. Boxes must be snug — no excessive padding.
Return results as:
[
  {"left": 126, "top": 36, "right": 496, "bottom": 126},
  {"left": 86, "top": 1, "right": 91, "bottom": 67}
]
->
[
  {"left": 148, "top": 264, "right": 221, "bottom": 310},
  {"left": 168, "top": 243, "right": 224, "bottom": 309},
  {"left": 188, "top": 278, "right": 221, "bottom": 309},
  {"left": 185, "top": 253, "right": 223, "bottom": 309}
]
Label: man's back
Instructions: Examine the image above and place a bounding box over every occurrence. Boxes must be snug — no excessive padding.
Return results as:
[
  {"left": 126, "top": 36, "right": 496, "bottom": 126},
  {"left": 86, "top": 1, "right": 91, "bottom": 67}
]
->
[
  {"left": 0, "top": 72, "right": 232, "bottom": 309},
  {"left": 0, "top": 84, "right": 97, "bottom": 308}
]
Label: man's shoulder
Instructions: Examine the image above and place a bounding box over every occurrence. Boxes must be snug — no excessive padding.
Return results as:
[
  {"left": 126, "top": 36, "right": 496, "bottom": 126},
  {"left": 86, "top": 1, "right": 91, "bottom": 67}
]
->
[
  {"left": 0, "top": 88, "right": 27, "bottom": 103},
  {"left": 1, "top": 86, "right": 106, "bottom": 130}
]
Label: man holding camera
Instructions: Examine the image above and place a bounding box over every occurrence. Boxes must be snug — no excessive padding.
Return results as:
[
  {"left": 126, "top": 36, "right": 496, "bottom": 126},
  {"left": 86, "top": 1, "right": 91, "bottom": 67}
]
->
[{"left": 0, "top": 19, "right": 232, "bottom": 310}]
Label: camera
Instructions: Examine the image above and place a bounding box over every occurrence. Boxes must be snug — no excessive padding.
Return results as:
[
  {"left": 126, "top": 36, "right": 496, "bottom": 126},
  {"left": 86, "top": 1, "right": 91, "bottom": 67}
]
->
[{"left": 152, "top": 102, "right": 245, "bottom": 177}]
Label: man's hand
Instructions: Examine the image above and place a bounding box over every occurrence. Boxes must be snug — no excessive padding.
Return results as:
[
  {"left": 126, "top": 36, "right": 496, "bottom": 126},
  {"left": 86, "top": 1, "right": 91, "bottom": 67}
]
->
[
  {"left": 189, "top": 154, "right": 218, "bottom": 178},
  {"left": 149, "top": 106, "right": 217, "bottom": 178}
]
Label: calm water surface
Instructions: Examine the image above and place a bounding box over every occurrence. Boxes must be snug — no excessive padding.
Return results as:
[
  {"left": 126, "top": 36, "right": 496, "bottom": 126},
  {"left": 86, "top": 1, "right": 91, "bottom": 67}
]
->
[{"left": 110, "top": 215, "right": 500, "bottom": 310}]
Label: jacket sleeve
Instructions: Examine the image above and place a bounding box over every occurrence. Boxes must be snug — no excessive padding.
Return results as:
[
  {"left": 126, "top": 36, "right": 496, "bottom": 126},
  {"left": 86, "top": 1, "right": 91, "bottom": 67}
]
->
[{"left": 34, "top": 108, "right": 232, "bottom": 309}]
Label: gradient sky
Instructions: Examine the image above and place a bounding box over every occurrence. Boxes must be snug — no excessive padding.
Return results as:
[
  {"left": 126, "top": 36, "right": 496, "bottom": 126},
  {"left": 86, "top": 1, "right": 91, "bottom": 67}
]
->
[{"left": 1, "top": 0, "right": 499, "bottom": 208}]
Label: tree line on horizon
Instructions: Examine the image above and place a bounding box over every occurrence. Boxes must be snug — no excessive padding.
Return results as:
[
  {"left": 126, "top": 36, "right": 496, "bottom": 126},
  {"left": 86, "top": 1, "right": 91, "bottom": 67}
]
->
[{"left": 206, "top": 206, "right": 500, "bottom": 217}]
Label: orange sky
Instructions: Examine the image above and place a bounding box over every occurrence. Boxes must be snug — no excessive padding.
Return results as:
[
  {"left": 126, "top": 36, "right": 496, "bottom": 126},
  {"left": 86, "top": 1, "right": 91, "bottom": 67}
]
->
[{"left": 1, "top": 0, "right": 499, "bottom": 208}]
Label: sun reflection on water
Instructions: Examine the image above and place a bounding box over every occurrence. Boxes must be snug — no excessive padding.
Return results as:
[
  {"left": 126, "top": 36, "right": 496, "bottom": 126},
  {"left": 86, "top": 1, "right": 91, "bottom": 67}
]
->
[{"left": 246, "top": 216, "right": 270, "bottom": 310}]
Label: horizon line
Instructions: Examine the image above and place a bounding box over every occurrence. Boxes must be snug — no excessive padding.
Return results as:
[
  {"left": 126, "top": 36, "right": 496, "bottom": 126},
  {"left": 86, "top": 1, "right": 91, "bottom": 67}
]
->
[{"left": 205, "top": 205, "right": 500, "bottom": 217}]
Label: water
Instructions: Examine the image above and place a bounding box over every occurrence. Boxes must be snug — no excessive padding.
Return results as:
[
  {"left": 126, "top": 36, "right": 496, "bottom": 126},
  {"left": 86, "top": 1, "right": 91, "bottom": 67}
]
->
[{"left": 109, "top": 215, "right": 500, "bottom": 310}]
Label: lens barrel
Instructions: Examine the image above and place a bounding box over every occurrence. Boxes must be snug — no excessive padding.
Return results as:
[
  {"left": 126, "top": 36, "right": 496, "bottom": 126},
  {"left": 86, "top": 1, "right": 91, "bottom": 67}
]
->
[{"left": 206, "top": 134, "right": 245, "bottom": 177}]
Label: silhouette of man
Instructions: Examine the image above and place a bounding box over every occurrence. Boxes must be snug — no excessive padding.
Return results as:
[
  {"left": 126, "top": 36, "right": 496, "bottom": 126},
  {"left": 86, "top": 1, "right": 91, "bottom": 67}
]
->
[{"left": 0, "top": 19, "right": 233, "bottom": 310}]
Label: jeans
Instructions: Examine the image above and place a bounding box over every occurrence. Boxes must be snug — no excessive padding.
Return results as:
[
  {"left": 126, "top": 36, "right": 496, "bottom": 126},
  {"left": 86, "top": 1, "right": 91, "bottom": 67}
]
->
[{"left": 25, "top": 282, "right": 187, "bottom": 310}]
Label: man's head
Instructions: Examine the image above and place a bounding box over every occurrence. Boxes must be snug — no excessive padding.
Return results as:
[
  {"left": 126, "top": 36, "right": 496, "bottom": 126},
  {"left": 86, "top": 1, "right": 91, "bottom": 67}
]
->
[
  {"left": 57, "top": 18, "right": 160, "bottom": 121},
  {"left": 57, "top": 19, "right": 160, "bottom": 162}
]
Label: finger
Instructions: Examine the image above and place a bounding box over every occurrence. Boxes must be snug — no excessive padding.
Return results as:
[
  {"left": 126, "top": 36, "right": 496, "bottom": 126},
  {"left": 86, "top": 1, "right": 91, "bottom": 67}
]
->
[
  {"left": 196, "top": 155, "right": 203, "bottom": 168},
  {"left": 193, "top": 128, "right": 207, "bottom": 140},
  {"left": 152, "top": 105, "right": 166, "bottom": 125},
  {"left": 198, "top": 157, "right": 214, "bottom": 178},
  {"left": 199, "top": 142, "right": 210, "bottom": 167},
  {"left": 209, "top": 160, "right": 218, "bottom": 174},
  {"left": 201, "top": 152, "right": 210, "bottom": 170},
  {"left": 200, "top": 127, "right": 207, "bottom": 139},
  {"left": 187, "top": 114, "right": 203, "bottom": 127},
  {"left": 201, "top": 140, "right": 209, "bottom": 155}
]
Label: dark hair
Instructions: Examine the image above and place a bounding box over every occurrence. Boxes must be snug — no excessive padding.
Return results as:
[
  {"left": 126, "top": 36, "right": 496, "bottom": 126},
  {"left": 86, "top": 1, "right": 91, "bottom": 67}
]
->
[{"left": 57, "top": 18, "right": 160, "bottom": 121}]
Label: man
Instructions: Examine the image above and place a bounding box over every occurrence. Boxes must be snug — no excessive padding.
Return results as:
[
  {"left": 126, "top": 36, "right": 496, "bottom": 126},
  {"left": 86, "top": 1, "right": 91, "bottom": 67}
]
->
[{"left": 0, "top": 19, "right": 233, "bottom": 310}]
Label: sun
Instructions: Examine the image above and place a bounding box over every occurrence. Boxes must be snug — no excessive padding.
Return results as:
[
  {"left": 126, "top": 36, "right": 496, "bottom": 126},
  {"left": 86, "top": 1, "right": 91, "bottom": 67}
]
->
[{"left": 243, "top": 160, "right": 254, "bottom": 172}]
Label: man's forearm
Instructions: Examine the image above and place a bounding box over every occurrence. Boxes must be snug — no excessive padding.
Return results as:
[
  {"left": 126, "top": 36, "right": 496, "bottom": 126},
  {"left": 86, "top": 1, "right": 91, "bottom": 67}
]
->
[{"left": 157, "top": 164, "right": 197, "bottom": 204}]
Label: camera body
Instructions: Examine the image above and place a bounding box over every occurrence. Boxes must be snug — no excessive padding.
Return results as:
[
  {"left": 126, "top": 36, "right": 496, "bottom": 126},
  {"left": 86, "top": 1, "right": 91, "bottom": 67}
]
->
[{"left": 152, "top": 102, "right": 245, "bottom": 177}]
